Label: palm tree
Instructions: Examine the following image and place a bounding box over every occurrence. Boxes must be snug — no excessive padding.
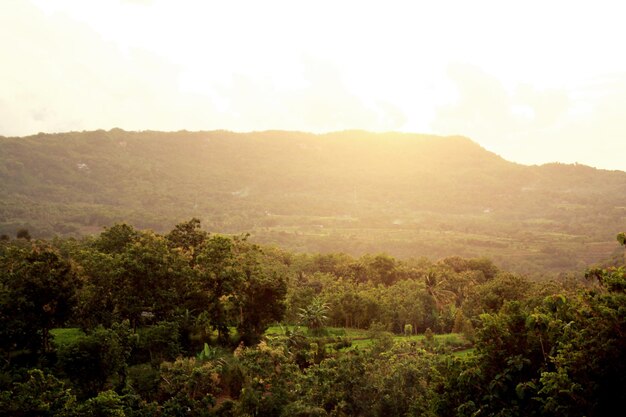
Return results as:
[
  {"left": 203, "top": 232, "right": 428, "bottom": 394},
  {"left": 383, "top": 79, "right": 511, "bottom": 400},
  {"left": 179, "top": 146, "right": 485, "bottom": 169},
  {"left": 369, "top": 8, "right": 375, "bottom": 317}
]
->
[
  {"left": 423, "top": 269, "right": 457, "bottom": 312},
  {"left": 298, "top": 297, "right": 329, "bottom": 331}
]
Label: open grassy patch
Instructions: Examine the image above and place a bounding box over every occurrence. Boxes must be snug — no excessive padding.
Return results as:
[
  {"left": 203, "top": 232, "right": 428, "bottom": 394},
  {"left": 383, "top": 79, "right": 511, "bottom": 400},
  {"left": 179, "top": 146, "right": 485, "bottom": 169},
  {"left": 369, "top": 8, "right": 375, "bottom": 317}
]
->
[{"left": 51, "top": 328, "right": 85, "bottom": 346}]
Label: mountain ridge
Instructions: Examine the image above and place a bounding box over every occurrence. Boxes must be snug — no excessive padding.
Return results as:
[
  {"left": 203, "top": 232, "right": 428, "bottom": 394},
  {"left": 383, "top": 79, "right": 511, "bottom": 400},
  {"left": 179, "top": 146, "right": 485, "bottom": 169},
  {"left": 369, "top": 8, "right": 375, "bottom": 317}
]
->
[{"left": 1, "top": 129, "right": 624, "bottom": 273}]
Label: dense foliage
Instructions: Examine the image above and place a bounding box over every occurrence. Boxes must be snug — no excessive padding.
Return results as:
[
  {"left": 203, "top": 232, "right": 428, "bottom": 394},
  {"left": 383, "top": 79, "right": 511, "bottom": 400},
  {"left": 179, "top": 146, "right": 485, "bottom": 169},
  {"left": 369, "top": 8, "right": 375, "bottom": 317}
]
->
[
  {"left": 1, "top": 222, "right": 625, "bottom": 416},
  {"left": 2, "top": 129, "right": 626, "bottom": 273}
]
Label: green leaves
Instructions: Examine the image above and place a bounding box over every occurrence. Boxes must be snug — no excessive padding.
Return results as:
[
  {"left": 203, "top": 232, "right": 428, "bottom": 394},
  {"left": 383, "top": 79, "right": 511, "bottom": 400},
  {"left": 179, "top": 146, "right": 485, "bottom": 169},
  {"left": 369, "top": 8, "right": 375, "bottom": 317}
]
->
[
  {"left": 193, "top": 234, "right": 288, "bottom": 345},
  {"left": 0, "top": 243, "right": 80, "bottom": 354},
  {"left": 58, "top": 321, "right": 133, "bottom": 399},
  {"left": 0, "top": 370, "right": 76, "bottom": 417},
  {"left": 586, "top": 266, "right": 626, "bottom": 293},
  {"left": 75, "top": 226, "right": 192, "bottom": 328},
  {"left": 441, "top": 268, "right": 626, "bottom": 417}
]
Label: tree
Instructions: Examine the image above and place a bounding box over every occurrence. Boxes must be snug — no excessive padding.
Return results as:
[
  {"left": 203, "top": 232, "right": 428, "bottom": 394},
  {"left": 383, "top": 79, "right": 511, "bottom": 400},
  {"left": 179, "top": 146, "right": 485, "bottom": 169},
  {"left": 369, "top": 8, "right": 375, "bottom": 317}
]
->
[
  {"left": 423, "top": 268, "right": 457, "bottom": 312},
  {"left": 58, "top": 321, "right": 133, "bottom": 399},
  {"left": 75, "top": 229, "right": 189, "bottom": 329},
  {"left": 194, "top": 235, "right": 288, "bottom": 345},
  {"left": 136, "top": 320, "right": 181, "bottom": 366},
  {"left": 369, "top": 254, "right": 398, "bottom": 286},
  {"left": 166, "top": 218, "right": 208, "bottom": 265},
  {"left": 73, "top": 249, "right": 120, "bottom": 329},
  {"left": 195, "top": 235, "right": 243, "bottom": 344},
  {"left": 235, "top": 250, "right": 287, "bottom": 345},
  {"left": 298, "top": 297, "right": 329, "bottom": 334},
  {"left": 0, "top": 243, "right": 80, "bottom": 356},
  {"left": 157, "top": 357, "right": 222, "bottom": 404},
  {"left": 462, "top": 273, "right": 530, "bottom": 321},
  {"left": 440, "top": 268, "right": 626, "bottom": 417},
  {"left": 292, "top": 341, "right": 441, "bottom": 417},
  {"left": 115, "top": 231, "right": 188, "bottom": 326},
  {"left": 77, "top": 390, "right": 126, "bottom": 417},
  {"left": 0, "top": 369, "right": 77, "bottom": 417},
  {"left": 538, "top": 267, "right": 626, "bottom": 417},
  {"left": 93, "top": 223, "right": 139, "bottom": 254}
]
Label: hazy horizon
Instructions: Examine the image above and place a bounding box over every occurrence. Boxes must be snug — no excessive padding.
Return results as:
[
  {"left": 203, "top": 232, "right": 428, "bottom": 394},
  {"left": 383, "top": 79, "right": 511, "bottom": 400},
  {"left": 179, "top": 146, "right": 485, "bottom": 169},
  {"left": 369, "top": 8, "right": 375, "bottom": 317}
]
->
[
  {"left": 6, "top": 127, "right": 625, "bottom": 173},
  {"left": 1, "top": 0, "right": 625, "bottom": 170}
]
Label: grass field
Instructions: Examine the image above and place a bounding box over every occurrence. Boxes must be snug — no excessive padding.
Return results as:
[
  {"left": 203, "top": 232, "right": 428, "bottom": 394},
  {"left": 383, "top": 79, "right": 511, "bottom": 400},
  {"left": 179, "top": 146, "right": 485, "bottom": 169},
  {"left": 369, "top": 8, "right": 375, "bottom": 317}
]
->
[
  {"left": 50, "top": 328, "right": 85, "bottom": 346},
  {"left": 265, "top": 325, "right": 473, "bottom": 354},
  {"left": 52, "top": 325, "right": 474, "bottom": 355}
]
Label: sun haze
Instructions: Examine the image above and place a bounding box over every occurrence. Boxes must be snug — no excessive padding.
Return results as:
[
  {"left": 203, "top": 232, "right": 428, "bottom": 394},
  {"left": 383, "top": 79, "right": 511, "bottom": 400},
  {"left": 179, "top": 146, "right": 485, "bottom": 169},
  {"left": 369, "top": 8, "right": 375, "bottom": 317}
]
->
[{"left": 1, "top": 0, "right": 625, "bottom": 170}]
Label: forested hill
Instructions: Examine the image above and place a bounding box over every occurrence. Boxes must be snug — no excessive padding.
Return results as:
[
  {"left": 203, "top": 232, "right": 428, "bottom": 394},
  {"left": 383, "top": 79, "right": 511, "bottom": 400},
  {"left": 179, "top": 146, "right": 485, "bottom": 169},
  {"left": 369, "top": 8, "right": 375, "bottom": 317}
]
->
[{"left": 1, "top": 129, "right": 625, "bottom": 273}]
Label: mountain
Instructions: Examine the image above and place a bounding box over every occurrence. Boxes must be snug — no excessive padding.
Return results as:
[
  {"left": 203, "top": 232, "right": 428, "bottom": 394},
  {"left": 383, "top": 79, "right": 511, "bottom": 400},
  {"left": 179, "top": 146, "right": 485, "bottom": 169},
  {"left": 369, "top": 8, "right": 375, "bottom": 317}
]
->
[{"left": 1, "top": 129, "right": 625, "bottom": 273}]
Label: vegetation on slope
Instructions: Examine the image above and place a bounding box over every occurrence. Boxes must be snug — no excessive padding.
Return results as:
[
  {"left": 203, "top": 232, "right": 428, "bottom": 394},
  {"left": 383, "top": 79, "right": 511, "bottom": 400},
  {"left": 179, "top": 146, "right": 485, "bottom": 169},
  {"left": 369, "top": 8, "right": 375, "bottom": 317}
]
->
[
  {"left": 1, "top": 129, "right": 625, "bottom": 272},
  {"left": 1, "top": 222, "right": 625, "bottom": 416}
]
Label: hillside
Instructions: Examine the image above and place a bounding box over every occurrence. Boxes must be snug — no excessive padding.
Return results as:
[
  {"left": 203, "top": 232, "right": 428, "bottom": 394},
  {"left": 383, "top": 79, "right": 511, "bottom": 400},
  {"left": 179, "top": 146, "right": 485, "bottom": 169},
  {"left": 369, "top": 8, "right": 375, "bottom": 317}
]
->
[{"left": 1, "top": 129, "right": 625, "bottom": 273}]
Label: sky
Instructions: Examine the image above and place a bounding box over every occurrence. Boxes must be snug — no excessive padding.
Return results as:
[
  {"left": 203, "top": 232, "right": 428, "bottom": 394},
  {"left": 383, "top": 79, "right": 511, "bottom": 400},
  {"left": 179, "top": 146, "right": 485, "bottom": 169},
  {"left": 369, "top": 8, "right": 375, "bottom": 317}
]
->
[{"left": 1, "top": 0, "right": 625, "bottom": 170}]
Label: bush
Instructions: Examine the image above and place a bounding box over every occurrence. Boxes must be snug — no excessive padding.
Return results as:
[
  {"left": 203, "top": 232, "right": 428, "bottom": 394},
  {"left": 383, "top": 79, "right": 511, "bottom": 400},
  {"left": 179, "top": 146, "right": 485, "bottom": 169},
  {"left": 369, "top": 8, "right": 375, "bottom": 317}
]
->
[
  {"left": 127, "top": 364, "right": 160, "bottom": 402},
  {"left": 134, "top": 321, "right": 181, "bottom": 366},
  {"left": 57, "top": 322, "right": 132, "bottom": 399}
]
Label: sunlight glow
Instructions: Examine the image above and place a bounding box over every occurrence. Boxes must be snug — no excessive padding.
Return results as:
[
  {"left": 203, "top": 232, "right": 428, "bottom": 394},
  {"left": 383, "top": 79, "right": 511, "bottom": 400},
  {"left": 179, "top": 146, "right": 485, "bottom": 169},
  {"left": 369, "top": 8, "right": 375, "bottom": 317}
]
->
[{"left": 1, "top": 0, "right": 625, "bottom": 169}]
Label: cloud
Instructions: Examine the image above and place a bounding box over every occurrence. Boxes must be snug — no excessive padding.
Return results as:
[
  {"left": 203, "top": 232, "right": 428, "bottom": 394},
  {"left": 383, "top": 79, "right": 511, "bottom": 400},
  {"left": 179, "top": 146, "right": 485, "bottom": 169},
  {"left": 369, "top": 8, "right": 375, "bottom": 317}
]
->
[
  {"left": 514, "top": 85, "right": 569, "bottom": 128},
  {"left": 432, "top": 63, "right": 514, "bottom": 138},
  {"left": 203, "top": 57, "right": 406, "bottom": 132},
  {"left": 432, "top": 63, "right": 571, "bottom": 138},
  {"left": 280, "top": 58, "right": 405, "bottom": 132},
  {"left": 554, "top": 75, "right": 626, "bottom": 169},
  {"left": 0, "top": 3, "right": 403, "bottom": 136},
  {"left": 432, "top": 63, "right": 626, "bottom": 170},
  {"left": 0, "top": 1, "right": 210, "bottom": 135},
  {"left": 430, "top": 64, "right": 571, "bottom": 162}
]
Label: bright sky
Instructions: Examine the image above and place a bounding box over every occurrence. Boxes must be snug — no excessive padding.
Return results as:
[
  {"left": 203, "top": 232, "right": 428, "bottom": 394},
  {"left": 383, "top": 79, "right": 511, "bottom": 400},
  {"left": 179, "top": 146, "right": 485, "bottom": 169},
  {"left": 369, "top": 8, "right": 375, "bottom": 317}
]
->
[{"left": 1, "top": 0, "right": 625, "bottom": 170}]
